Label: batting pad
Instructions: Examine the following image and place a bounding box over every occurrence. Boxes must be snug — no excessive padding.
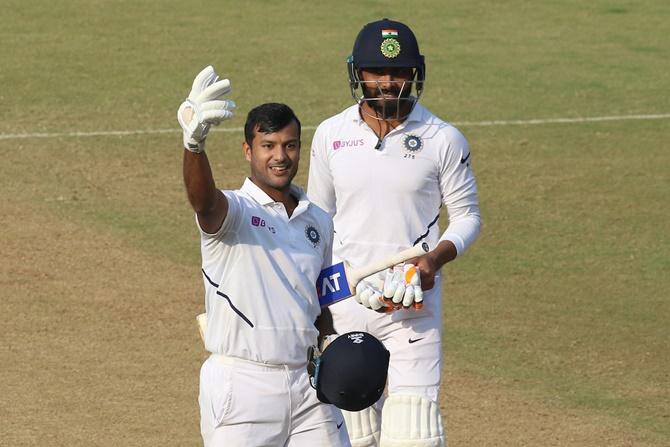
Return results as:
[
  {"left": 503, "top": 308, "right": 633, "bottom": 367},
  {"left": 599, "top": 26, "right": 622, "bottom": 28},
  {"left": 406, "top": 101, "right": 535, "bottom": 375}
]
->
[
  {"left": 343, "top": 406, "right": 381, "bottom": 447},
  {"left": 380, "top": 394, "right": 444, "bottom": 447}
]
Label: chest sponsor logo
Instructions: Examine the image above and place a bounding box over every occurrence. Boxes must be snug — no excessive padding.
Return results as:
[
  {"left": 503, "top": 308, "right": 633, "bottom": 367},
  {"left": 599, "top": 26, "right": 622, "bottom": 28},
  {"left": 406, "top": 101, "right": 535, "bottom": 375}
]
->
[
  {"left": 250, "top": 215, "right": 276, "bottom": 234},
  {"left": 332, "top": 139, "right": 364, "bottom": 150}
]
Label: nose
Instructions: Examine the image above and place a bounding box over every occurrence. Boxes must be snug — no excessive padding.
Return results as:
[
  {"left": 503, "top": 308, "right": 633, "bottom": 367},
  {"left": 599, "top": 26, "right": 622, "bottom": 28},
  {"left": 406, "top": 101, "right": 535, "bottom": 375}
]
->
[
  {"left": 376, "top": 73, "right": 394, "bottom": 89},
  {"left": 272, "top": 146, "right": 288, "bottom": 162}
]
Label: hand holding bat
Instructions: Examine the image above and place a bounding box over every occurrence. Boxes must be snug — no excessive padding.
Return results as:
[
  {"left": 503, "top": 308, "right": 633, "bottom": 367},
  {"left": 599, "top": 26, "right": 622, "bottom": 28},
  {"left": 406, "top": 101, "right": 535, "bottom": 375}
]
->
[
  {"left": 355, "top": 263, "right": 423, "bottom": 312},
  {"left": 316, "top": 242, "right": 429, "bottom": 307}
]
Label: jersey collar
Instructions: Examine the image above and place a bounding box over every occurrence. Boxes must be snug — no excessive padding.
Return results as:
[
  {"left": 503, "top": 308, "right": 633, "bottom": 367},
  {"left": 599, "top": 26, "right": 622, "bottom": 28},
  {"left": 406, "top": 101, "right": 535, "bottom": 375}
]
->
[{"left": 241, "top": 178, "right": 311, "bottom": 217}]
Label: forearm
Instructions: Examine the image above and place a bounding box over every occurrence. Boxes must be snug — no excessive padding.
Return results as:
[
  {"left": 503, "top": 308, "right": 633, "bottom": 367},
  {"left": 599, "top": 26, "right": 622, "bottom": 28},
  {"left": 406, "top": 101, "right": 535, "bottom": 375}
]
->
[
  {"left": 439, "top": 212, "right": 481, "bottom": 258},
  {"left": 183, "top": 149, "right": 228, "bottom": 234},
  {"left": 183, "top": 149, "right": 218, "bottom": 213},
  {"left": 426, "top": 239, "right": 458, "bottom": 269}
]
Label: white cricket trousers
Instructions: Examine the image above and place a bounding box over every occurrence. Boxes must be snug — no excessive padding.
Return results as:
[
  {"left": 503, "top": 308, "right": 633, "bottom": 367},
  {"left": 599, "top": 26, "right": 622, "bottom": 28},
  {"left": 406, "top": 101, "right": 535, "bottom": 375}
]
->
[{"left": 199, "top": 354, "right": 351, "bottom": 447}]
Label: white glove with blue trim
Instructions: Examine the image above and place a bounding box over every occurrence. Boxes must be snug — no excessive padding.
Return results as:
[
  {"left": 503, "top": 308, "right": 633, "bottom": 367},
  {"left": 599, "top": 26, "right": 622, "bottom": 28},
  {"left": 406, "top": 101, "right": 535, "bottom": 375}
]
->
[{"left": 177, "top": 65, "right": 236, "bottom": 152}]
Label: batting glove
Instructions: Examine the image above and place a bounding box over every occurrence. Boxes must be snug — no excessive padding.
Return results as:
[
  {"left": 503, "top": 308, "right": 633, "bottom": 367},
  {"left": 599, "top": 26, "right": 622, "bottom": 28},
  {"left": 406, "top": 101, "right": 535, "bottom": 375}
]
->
[
  {"left": 383, "top": 263, "right": 424, "bottom": 309},
  {"left": 354, "top": 273, "right": 394, "bottom": 312},
  {"left": 177, "top": 65, "right": 236, "bottom": 153}
]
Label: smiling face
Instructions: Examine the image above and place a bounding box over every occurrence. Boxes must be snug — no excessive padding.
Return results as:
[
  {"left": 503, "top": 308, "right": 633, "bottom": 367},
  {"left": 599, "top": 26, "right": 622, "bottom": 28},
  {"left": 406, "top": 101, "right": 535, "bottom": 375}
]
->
[{"left": 244, "top": 119, "right": 301, "bottom": 200}]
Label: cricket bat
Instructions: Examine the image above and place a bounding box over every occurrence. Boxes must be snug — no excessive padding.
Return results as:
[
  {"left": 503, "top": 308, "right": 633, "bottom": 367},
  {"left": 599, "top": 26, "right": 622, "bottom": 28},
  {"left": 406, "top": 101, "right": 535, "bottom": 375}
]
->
[{"left": 316, "top": 242, "right": 429, "bottom": 307}]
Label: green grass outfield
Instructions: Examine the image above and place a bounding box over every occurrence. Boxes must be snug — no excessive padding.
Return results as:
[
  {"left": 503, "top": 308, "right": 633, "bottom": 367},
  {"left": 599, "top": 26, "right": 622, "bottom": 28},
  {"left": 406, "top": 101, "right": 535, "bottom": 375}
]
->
[{"left": 1, "top": 1, "right": 669, "bottom": 445}]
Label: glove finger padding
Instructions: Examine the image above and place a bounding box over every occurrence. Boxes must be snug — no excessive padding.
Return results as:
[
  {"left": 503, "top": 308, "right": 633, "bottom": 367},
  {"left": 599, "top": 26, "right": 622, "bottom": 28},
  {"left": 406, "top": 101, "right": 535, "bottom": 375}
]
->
[
  {"left": 407, "top": 265, "right": 423, "bottom": 309},
  {"left": 383, "top": 265, "right": 402, "bottom": 300},
  {"left": 188, "top": 66, "right": 219, "bottom": 99},
  {"left": 353, "top": 280, "right": 369, "bottom": 306},
  {"left": 200, "top": 100, "right": 236, "bottom": 125},
  {"left": 355, "top": 280, "right": 383, "bottom": 311},
  {"left": 200, "top": 108, "right": 235, "bottom": 125},
  {"left": 196, "top": 78, "right": 232, "bottom": 103},
  {"left": 200, "top": 99, "right": 236, "bottom": 113},
  {"left": 383, "top": 263, "right": 423, "bottom": 310},
  {"left": 355, "top": 275, "right": 393, "bottom": 312},
  {"left": 402, "top": 285, "right": 415, "bottom": 308}
]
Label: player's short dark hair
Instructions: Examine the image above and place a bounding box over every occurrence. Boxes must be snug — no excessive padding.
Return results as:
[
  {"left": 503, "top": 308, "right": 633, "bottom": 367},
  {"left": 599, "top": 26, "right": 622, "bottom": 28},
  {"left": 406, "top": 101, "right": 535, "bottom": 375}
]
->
[{"left": 244, "top": 103, "right": 301, "bottom": 146}]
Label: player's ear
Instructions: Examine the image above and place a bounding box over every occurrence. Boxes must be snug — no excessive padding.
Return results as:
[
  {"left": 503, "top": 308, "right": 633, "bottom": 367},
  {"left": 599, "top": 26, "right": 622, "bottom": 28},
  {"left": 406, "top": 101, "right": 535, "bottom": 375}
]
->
[{"left": 243, "top": 141, "right": 252, "bottom": 161}]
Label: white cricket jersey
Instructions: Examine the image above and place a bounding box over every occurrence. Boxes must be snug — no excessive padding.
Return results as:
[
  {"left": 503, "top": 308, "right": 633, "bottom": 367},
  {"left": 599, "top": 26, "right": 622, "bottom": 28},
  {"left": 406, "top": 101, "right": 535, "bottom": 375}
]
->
[
  {"left": 307, "top": 103, "right": 480, "bottom": 317},
  {"left": 198, "top": 178, "right": 333, "bottom": 366}
]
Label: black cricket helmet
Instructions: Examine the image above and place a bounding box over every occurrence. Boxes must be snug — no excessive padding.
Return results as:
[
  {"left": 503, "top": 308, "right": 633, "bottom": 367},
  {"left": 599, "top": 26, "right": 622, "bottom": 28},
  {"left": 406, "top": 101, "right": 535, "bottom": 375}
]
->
[
  {"left": 308, "top": 332, "right": 390, "bottom": 412},
  {"left": 347, "top": 18, "right": 426, "bottom": 115}
]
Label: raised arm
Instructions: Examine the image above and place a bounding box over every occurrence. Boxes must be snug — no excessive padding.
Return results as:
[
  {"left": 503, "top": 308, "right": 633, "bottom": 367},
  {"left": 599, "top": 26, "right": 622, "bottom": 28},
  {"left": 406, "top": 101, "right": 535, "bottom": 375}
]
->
[
  {"left": 177, "top": 66, "right": 236, "bottom": 234},
  {"left": 183, "top": 151, "right": 228, "bottom": 234}
]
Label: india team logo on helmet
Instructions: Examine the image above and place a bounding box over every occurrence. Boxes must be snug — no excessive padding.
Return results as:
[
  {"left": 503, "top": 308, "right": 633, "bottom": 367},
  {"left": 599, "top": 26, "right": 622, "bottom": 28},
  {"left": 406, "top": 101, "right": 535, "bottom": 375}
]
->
[
  {"left": 403, "top": 134, "right": 423, "bottom": 152},
  {"left": 380, "top": 38, "right": 401, "bottom": 58},
  {"left": 305, "top": 225, "right": 321, "bottom": 247}
]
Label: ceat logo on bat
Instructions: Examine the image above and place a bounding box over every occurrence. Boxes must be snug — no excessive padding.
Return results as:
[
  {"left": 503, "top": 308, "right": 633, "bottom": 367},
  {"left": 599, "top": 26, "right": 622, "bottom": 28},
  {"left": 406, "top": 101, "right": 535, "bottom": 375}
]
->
[{"left": 316, "top": 263, "right": 352, "bottom": 306}]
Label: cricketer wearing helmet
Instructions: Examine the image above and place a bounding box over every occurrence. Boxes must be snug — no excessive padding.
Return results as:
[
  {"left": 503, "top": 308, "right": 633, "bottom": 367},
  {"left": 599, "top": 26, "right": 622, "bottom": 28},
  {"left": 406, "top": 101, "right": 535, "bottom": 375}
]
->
[{"left": 307, "top": 19, "right": 482, "bottom": 446}]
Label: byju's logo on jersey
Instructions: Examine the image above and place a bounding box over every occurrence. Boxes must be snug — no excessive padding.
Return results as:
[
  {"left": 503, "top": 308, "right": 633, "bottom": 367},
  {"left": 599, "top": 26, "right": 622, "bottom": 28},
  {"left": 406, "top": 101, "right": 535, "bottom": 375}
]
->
[
  {"left": 305, "top": 225, "right": 321, "bottom": 247},
  {"left": 332, "top": 139, "right": 364, "bottom": 150},
  {"left": 403, "top": 134, "right": 423, "bottom": 152},
  {"left": 251, "top": 216, "right": 276, "bottom": 234},
  {"left": 251, "top": 216, "right": 265, "bottom": 227}
]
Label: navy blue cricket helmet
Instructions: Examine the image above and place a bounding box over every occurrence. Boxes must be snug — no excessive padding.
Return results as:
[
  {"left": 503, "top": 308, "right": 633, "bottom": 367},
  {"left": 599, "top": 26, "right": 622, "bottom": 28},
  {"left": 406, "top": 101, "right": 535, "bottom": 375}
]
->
[
  {"left": 308, "top": 332, "right": 390, "bottom": 412},
  {"left": 347, "top": 18, "right": 426, "bottom": 103}
]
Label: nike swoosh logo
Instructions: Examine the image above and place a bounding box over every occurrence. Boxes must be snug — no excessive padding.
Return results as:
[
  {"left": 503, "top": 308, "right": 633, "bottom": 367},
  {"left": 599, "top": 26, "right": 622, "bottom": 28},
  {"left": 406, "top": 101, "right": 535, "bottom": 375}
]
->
[
  {"left": 460, "top": 152, "right": 471, "bottom": 164},
  {"left": 408, "top": 337, "right": 424, "bottom": 344},
  {"left": 337, "top": 421, "right": 344, "bottom": 429}
]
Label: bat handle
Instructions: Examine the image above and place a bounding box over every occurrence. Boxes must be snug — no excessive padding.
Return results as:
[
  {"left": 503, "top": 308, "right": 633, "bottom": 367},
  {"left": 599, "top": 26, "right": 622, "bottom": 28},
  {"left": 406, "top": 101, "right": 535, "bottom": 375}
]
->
[
  {"left": 382, "top": 242, "right": 429, "bottom": 267},
  {"left": 350, "top": 242, "right": 430, "bottom": 287}
]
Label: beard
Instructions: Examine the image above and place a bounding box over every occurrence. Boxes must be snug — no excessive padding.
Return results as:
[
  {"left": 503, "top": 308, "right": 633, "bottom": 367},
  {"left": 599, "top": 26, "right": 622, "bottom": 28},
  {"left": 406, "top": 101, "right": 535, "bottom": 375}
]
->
[{"left": 361, "top": 83, "right": 413, "bottom": 119}]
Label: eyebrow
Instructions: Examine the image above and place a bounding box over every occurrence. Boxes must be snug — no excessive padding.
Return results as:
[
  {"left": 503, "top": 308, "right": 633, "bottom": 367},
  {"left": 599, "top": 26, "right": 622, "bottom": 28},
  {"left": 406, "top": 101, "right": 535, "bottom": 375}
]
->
[{"left": 258, "top": 137, "right": 300, "bottom": 144}]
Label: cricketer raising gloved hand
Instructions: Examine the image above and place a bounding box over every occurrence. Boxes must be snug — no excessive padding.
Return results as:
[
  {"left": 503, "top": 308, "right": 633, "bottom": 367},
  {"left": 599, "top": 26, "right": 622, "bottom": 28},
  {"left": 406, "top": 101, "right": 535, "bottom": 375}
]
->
[{"left": 177, "top": 65, "right": 236, "bottom": 152}]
